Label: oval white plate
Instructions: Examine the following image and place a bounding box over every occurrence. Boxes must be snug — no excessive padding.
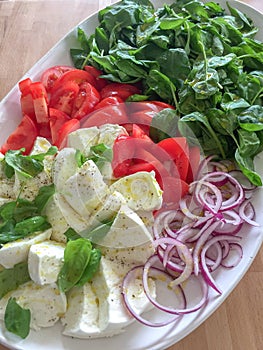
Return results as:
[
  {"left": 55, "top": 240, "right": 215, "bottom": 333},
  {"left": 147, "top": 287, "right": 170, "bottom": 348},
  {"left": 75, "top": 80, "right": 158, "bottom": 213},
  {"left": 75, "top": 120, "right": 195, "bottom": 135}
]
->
[{"left": 0, "top": 1, "right": 262, "bottom": 349}]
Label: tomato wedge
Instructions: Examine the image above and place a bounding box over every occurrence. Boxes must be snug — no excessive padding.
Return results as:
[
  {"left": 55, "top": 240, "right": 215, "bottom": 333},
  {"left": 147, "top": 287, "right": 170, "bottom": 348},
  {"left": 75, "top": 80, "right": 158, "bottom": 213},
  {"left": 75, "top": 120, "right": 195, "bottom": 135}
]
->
[
  {"left": 71, "top": 82, "right": 100, "bottom": 120},
  {"left": 29, "top": 82, "right": 49, "bottom": 125},
  {"left": 49, "top": 80, "right": 80, "bottom": 116},
  {"left": 161, "top": 177, "right": 189, "bottom": 209},
  {"left": 93, "top": 96, "right": 123, "bottom": 111},
  {"left": 100, "top": 83, "right": 141, "bottom": 100},
  {"left": 81, "top": 104, "right": 128, "bottom": 128},
  {"left": 1, "top": 115, "right": 38, "bottom": 154},
  {"left": 19, "top": 78, "right": 35, "bottom": 120},
  {"left": 186, "top": 146, "right": 201, "bottom": 183},
  {"left": 51, "top": 69, "right": 97, "bottom": 93},
  {"left": 55, "top": 118, "right": 80, "bottom": 149},
  {"left": 41, "top": 65, "right": 74, "bottom": 92},
  {"left": 49, "top": 108, "right": 70, "bottom": 145}
]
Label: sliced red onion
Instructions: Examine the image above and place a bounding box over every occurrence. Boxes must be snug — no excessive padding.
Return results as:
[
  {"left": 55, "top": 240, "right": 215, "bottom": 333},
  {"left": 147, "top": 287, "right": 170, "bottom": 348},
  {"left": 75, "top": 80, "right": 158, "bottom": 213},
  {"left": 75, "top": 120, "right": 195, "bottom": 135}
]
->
[
  {"left": 220, "top": 243, "right": 243, "bottom": 268},
  {"left": 239, "top": 200, "right": 259, "bottom": 226}
]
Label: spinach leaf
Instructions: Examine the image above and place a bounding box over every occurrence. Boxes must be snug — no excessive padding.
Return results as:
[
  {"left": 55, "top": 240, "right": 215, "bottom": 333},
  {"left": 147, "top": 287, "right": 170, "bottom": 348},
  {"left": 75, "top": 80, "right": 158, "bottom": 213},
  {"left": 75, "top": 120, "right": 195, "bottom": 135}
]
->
[
  {"left": 238, "top": 105, "right": 263, "bottom": 131},
  {"left": 89, "top": 143, "right": 113, "bottom": 170},
  {"left": 235, "top": 149, "right": 262, "bottom": 186},
  {"left": 4, "top": 298, "right": 31, "bottom": 339}
]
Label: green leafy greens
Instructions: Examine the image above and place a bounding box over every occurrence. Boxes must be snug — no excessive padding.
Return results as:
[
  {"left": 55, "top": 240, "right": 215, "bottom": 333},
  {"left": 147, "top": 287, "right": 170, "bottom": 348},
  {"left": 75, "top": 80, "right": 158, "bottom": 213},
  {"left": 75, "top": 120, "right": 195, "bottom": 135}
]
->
[{"left": 70, "top": 0, "right": 263, "bottom": 185}]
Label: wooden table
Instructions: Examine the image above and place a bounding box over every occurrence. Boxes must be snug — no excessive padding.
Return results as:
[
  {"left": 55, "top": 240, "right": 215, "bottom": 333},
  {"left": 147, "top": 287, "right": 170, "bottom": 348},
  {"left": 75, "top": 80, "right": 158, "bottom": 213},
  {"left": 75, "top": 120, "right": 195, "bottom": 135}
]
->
[{"left": 0, "top": 1, "right": 262, "bottom": 349}]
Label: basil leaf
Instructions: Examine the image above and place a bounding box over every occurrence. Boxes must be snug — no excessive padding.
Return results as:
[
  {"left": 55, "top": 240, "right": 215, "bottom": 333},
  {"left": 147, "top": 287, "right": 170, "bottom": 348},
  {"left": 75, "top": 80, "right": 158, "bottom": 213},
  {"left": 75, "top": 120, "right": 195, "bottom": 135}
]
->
[
  {"left": 58, "top": 238, "right": 92, "bottom": 292},
  {"left": 0, "top": 262, "right": 30, "bottom": 299},
  {"left": 4, "top": 297, "right": 31, "bottom": 339},
  {"left": 76, "top": 248, "right": 101, "bottom": 286}
]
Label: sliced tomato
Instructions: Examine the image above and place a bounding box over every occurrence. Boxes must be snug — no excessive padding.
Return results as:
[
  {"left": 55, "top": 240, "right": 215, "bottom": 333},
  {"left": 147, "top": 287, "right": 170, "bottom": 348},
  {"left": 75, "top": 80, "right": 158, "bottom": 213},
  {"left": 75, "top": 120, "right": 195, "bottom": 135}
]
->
[
  {"left": 112, "top": 135, "right": 135, "bottom": 178},
  {"left": 93, "top": 96, "right": 123, "bottom": 111},
  {"left": 100, "top": 83, "right": 141, "bottom": 101},
  {"left": 49, "top": 108, "right": 71, "bottom": 145},
  {"left": 186, "top": 146, "right": 201, "bottom": 183},
  {"left": 157, "top": 137, "right": 189, "bottom": 182},
  {"left": 71, "top": 82, "right": 101, "bottom": 120},
  {"left": 127, "top": 101, "right": 174, "bottom": 114},
  {"left": 41, "top": 65, "right": 74, "bottom": 92},
  {"left": 81, "top": 104, "right": 128, "bottom": 128},
  {"left": 49, "top": 80, "right": 80, "bottom": 116},
  {"left": 132, "top": 124, "right": 151, "bottom": 141},
  {"left": 84, "top": 65, "right": 108, "bottom": 90},
  {"left": 1, "top": 115, "right": 38, "bottom": 154},
  {"left": 55, "top": 118, "right": 80, "bottom": 149},
  {"left": 29, "top": 82, "right": 49, "bottom": 124},
  {"left": 51, "top": 69, "right": 97, "bottom": 93},
  {"left": 128, "top": 110, "right": 155, "bottom": 127},
  {"left": 18, "top": 78, "right": 35, "bottom": 120}
]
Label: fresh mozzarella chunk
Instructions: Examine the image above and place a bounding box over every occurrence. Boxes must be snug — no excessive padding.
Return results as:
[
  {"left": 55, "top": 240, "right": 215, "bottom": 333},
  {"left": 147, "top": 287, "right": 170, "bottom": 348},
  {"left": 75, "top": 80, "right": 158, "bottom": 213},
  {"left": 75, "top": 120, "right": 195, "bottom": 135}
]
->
[
  {"left": 0, "top": 180, "right": 15, "bottom": 201},
  {"left": 61, "top": 160, "right": 108, "bottom": 218},
  {"left": 13, "top": 170, "right": 52, "bottom": 201},
  {"left": 28, "top": 240, "right": 65, "bottom": 285},
  {"left": 67, "top": 127, "right": 100, "bottom": 156},
  {"left": 98, "top": 124, "right": 128, "bottom": 147},
  {"left": 52, "top": 147, "right": 79, "bottom": 192},
  {"left": 81, "top": 191, "right": 126, "bottom": 235},
  {"left": 0, "top": 229, "right": 52, "bottom": 269},
  {"left": 30, "top": 136, "right": 52, "bottom": 155},
  {"left": 100, "top": 242, "right": 155, "bottom": 266},
  {"left": 91, "top": 257, "right": 155, "bottom": 333},
  {"left": 61, "top": 283, "right": 101, "bottom": 338},
  {"left": 95, "top": 204, "right": 152, "bottom": 248},
  {"left": 51, "top": 192, "right": 88, "bottom": 234},
  {"left": 0, "top": 281, "right": 67, "bottom": 331},
  {"left": 110, "top": 171, "right": 163, "bottom": 212},
  {"left": 44, "top": 194, "right": 70, "bottom": 243}
]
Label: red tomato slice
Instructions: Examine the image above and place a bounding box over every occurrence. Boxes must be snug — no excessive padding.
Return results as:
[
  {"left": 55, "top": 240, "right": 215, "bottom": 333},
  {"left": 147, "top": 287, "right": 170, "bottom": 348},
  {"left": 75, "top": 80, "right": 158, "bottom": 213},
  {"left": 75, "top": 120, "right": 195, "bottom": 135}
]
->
[
  {"left": 100, "top": 83, "right": 140, "bottom": 100},
  {"left": 93, "top": 96, "right": 123, "bottom": 111},
  {"left": 49, "top": 80, "right": 80, "bottom": 116},
  {"left": 84, "top": 65, "right": 108, "bottom": 90},
  {"left": 132, "top": 124, "right": 151, "bottom": 141},
  {"left": 80, "top": 104, "right": 128, "bottom": 128},
  {"left": 127, "top": 101, "right": 174, "bottom": 113},
  {"left": 51, "top": 69, "right": 97, "bottom": 93},
  {"left": 128, "top": 110, "right": 155, "bottom": 127},
  {"left": 18, "top": 78, "right": 32, "bottom": 94},
  {"left": 186, "top": 146, "right": 201, "bottom": 183},
  {"left": 112, "top": 135, "right": 135, "bottom": 178},
  {"left": 18, "top": 78, "right": 35, "bottom": 120},
  {"left": 41, "top": 65, "right": 74, "bottom": 92},
  {"left": 71, "top": 82, "right": 101, "bottom": 120},
  {"left": 158, "top": 138, "right": 189, "bottom": 182},
  {"left": 55, "top": 118, "right": 80, "bottom": 149},
  {"left": 29, "top": 82, "right": 49, "bottom": 124},
  {"left": 1, "top": 115, "right": 38, "bottom": 154},
  {"left": 49, "top": 108, "right": 71, "bottom": 145}
]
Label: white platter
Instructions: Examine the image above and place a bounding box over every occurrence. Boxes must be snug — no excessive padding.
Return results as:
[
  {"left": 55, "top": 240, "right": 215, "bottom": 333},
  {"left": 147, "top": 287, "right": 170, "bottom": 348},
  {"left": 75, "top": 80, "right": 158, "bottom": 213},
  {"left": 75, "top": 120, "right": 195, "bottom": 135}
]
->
[{"left": 0, "top": 1, "right": 263, "bottom": 349}]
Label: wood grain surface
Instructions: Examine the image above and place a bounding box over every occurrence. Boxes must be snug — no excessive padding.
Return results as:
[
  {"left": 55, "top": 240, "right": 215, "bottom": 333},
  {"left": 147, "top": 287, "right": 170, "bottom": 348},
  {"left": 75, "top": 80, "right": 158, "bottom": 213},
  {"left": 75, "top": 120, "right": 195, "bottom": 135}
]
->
[{"left": 0, "top": 1, "right": 262, "bottom": 350}]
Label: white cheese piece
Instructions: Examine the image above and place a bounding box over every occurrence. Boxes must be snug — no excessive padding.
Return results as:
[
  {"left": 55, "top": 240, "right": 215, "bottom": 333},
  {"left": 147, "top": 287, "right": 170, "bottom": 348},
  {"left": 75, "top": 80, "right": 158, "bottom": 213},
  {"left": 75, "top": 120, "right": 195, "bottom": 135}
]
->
[
  {"left": 61, "top": 283, "right": 101, "bottom": 338},
  {"left": 30, "top": 136, "right": 54, "bottom": 177},
  {"left": 0, "top": 228, "right": 52, "bottom": 268},
  {"left": 91, "top": 257, "right": 155, "bottom": 334},
  {"left": 44, "top": 194, "right": 70, "bottom": 243},
  {"left": 0, "top": 180, "right": 15, "bottom": 200},
  {"left": 28, "top": 240, "right": 65, "bottom": 285},
  {"left": 98, "top": 124, "right": 128, "bottom": 148},
  {"left": 80, "top": 191, "right": 126, "bottom": 236},
  {"left": 67, "top": 127, "right": 100, "bottom": 156},
  {"left": 109, "top": 171, "right": 163, "bottom": 212},
  {"left": 61, "top": 160, "right": 108, "bottom": 218},
  {"left": 0, "top": 281, "right": 67, "bottom": 331},
  {"left": 96, "top": 204, "right": 153, "bottom": 248},
  {"left": 52, "top": 147, "right": 79, "bottom": 192},
  {"left": 52, "top": 192, "right": 88, "bottom": 234}
]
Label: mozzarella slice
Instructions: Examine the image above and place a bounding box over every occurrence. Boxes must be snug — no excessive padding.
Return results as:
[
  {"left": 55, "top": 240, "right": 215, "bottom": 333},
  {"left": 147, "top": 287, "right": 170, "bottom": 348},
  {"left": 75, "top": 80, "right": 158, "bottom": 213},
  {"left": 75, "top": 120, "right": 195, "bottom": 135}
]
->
[
  {"left": 61, "top": 160, "right": 108, "bottom": 218},
  {"left": 98, "top": 124, "right": 128, "bottom": 147},
  {"left": 91, "top": 257, "right": 155, "bottom": 333},
  {"left": 61, "top": 283, "right": 101, "bottom": 338},
  {"left": 28, "top": 240, "right": 65, "bottom": 285},
  {"left": 109, "top": 171, "right": 163, "bottom": 212},
  {"left": 52, "top": 147, "right": 79, "bottom": 192},
  {"left": 67, "top": 127, "right": 100, "bottom": 156},
  {"left": 95, "top": 204, "right": 152, "bottom": 248},
  {"left": 0, "top": 229, "right": 52, "bottom": 269},
  {"left": 52, "top": 192, "right": 88, "bottom": 233},
  {"left": 0, "top": 281, "right": 67, "bottom": 331},
  {"left": 80, "top": 191, "right": 126, "bottom": 235}
]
